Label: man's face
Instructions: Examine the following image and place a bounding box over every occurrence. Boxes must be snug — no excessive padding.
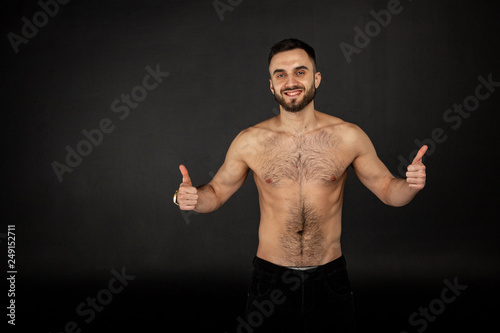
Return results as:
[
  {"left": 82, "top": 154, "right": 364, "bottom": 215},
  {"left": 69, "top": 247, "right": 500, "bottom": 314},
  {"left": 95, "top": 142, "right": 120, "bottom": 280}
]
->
[{"left": 269, "top": 48, "right": 321, "bottom": 113}]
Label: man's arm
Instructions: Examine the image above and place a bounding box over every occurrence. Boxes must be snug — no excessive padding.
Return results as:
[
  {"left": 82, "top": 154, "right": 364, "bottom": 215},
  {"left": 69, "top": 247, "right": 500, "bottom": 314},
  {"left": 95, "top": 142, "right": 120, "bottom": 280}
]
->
[
  {"left": 349, "top": 125, "right": 427, "bottom": 207},
  {"left": 176, "top": 130, "right": 250, "bottom": 212}
]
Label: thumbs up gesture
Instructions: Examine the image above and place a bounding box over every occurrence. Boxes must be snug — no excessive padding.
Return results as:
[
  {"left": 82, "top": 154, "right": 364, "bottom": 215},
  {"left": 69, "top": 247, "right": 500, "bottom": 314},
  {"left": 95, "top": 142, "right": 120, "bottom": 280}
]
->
[
  {"left": 175, "top": 164, "right": 198, "bottom": 210},
  {"left": 406, "top": 145, "right": 428, "bottom": 190}
]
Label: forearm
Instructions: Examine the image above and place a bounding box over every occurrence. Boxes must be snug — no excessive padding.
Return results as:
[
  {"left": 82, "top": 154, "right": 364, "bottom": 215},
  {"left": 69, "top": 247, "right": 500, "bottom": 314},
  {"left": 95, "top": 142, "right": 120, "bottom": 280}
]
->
[
  {"left": 193, "top": 184, "right": 222, "bottom": 213},
  {"left": 384, "top": 177, "right": 420, "bottom": 207}
]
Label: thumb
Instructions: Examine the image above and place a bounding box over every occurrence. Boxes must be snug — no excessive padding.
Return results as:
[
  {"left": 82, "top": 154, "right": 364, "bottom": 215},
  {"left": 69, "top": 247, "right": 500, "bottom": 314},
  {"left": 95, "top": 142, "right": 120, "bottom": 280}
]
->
[
  {"left": 412, "top": 145, "right": 428, "bottom": 164},
  {"left": 179, "top": 164, "right": 192, "bottom": 186}
]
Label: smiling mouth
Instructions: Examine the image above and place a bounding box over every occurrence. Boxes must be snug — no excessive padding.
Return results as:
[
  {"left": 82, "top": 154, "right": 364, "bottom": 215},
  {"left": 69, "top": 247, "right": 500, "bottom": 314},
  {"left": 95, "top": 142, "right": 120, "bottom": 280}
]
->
[{"left": 283, "top": 89, "right": 302, "bottom": 97}]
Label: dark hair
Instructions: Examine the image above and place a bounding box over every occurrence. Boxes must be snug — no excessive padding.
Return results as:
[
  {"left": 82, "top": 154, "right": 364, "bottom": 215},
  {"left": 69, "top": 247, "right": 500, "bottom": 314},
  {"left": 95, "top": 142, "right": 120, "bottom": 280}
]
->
[{"left": 268, "top": 38, "right": 317, "bottom": 71}]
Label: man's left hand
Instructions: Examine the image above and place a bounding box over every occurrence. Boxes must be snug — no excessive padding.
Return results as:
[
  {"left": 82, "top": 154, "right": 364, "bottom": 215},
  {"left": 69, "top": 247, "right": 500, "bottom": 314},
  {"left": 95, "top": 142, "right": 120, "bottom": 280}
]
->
[{"left": 406, "top": 145, "right": 428, "bottom": 190}]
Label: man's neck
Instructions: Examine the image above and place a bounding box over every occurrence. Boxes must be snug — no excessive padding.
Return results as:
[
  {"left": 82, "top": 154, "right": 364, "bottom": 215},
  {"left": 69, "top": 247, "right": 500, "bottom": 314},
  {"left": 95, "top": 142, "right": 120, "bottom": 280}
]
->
[{"left": 276, "top": 103, "right": 318, "bottom": 134}]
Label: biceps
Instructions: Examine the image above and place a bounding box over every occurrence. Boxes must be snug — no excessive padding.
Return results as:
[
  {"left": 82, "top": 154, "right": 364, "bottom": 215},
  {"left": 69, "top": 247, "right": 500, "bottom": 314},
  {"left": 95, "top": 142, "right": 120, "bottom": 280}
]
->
[
  {"left": 209, "top": 159, "right": 249, "bottom": 204},
  {"left": 352, "top": 152, "right": 394, "bottom": 199}
]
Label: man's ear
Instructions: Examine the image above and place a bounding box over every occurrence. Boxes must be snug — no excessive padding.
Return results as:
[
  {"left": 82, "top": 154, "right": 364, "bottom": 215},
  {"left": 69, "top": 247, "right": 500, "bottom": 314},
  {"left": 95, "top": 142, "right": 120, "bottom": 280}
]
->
[
  {"left": 314, "top": 71, "right": 322, "bottom": 89},
  {"left": 269, "top": 79, "right": 275, "bottom": 94}
]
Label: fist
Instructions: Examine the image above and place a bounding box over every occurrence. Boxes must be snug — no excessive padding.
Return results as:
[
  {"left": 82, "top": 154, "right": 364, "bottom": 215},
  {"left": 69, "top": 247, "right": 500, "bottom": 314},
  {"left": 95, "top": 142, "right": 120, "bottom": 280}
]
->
[
  {"left": 406, "top": 145, "right": 427, "bottom": 190},
  {"left": 177, "top": 164, "right": 198, "bottom": 210}
]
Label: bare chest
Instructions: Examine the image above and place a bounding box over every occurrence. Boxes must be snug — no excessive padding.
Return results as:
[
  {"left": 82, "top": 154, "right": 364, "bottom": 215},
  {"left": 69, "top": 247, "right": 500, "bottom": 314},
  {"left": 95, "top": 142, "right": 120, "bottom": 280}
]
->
[{"left": 255, "top": 130, "right": 349, "bottom": 186}]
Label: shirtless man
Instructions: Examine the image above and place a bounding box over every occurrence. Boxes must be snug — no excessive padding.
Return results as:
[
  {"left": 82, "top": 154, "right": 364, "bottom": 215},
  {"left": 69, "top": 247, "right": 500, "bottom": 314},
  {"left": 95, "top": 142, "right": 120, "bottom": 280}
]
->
[{"left": 174, "top": 39, "right": 427, "bottom": 332}]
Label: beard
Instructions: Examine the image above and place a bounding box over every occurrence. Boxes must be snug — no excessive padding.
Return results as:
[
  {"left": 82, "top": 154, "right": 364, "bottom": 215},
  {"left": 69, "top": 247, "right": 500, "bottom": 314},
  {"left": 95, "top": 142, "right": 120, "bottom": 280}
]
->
[{"left": 273, "top": 81, "right": 317, "bottom": 113}]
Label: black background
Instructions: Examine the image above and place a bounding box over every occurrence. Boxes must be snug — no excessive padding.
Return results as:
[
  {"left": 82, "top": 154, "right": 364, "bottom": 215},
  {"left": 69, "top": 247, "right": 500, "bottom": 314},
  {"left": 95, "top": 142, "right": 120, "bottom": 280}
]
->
[{"left": 3, "top": 0, "right": 499, "bottom": 332}]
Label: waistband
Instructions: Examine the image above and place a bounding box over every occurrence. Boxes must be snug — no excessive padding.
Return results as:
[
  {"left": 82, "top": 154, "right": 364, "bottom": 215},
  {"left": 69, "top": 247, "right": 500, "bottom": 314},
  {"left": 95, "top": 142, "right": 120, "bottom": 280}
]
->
[{"left": 252, "top": 255, "right": 346, "bottom": 277}]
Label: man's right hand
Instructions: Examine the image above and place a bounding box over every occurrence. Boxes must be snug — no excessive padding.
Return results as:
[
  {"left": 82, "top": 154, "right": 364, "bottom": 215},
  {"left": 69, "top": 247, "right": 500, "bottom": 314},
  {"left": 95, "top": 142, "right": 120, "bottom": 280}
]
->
[{"left": 177, "top": 164, "right": 198, "bottom": 210}]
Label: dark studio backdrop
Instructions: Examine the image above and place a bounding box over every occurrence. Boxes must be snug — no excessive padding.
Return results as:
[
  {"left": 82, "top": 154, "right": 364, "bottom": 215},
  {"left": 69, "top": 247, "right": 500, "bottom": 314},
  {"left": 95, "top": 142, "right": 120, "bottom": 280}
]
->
[{"left": 2, "top": 0, "right": 499, "bottom": 332}]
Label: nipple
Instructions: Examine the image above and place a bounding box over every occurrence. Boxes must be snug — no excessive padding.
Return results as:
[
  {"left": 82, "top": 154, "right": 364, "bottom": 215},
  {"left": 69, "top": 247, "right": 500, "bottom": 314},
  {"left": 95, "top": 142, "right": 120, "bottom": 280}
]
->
[{"left": 330, "top": 176, "right": 337, "bottom": 182}]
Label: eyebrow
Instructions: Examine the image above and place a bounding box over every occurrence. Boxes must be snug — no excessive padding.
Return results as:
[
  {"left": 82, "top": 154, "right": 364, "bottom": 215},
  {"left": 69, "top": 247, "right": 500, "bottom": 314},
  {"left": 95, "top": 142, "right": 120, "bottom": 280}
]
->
[{"left": 272, "top": 65, "right": 309, "bottom": 75}]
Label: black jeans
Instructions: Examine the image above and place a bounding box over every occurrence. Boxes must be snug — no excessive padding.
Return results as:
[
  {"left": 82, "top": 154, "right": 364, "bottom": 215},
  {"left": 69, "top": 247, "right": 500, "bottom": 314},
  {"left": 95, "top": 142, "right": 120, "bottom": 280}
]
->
[{"left": 243, "top": 256, "right": 356, "bottom": 333}]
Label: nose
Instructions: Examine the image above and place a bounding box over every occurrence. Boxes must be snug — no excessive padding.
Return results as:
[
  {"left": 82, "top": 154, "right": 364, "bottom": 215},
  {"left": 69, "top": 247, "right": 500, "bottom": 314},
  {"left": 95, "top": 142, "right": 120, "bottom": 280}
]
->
[{"left": 283, "top": 75, "right": 300, "bottom": 90}]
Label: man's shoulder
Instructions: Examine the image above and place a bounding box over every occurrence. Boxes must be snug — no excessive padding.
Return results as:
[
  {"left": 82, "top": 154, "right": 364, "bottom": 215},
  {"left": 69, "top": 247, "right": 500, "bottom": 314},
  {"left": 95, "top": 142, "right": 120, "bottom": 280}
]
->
[
  {"left": 317, "top": 113, "right": 372, "bottom": 158},
  {"left": 237, "top": 117, "right": 276, "bottom": 139},
  {"left": 317, "top": 112, "right": 362, "bottom": 138},
  {"left": 230, "top": 118, "right": 276, "bottom": 150}
]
